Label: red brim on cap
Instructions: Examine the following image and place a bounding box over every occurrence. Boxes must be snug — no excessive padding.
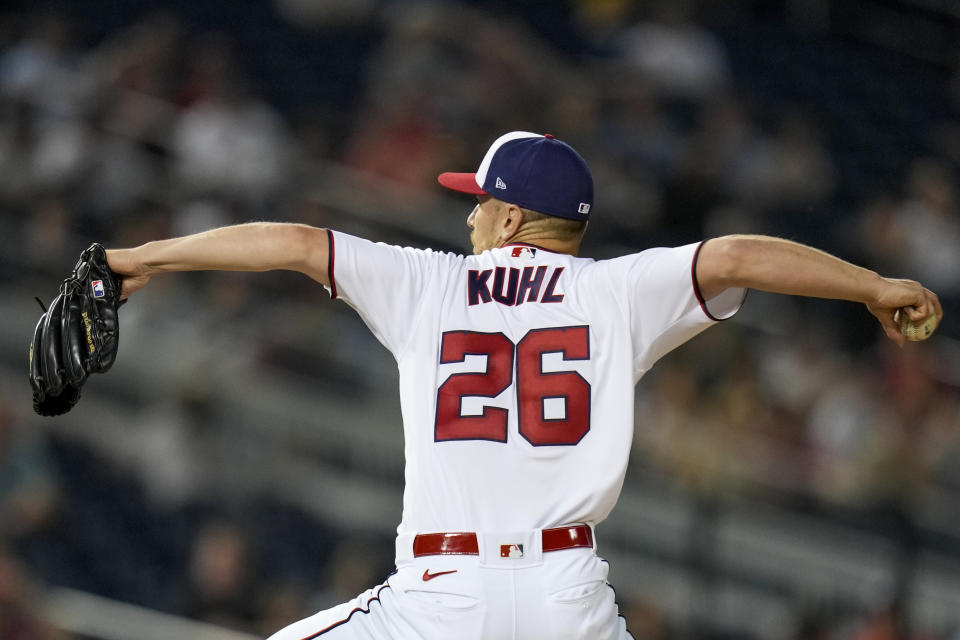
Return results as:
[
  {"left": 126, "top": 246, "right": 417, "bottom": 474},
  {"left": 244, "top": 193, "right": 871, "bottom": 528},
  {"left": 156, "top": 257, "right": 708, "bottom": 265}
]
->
[{"left": 438, "top": 172, "right": 487, "bottom": 195}]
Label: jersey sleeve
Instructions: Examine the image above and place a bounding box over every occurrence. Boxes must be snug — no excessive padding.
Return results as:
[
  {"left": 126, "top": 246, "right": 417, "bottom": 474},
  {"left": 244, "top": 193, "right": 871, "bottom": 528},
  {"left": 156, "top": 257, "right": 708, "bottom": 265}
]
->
[
  {"left": 584, "top": 240, "right": 746, "bottom": 379},
  {"left": 325, "top": 230, "right": 449, "bottom": 356}
]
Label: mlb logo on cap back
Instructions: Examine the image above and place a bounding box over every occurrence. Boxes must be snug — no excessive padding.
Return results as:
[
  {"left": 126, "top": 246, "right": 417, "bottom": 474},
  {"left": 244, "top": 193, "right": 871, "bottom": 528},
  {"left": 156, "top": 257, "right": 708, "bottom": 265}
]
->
[{"left": 438, "top": 132, "right": 594, "bottom": 221}]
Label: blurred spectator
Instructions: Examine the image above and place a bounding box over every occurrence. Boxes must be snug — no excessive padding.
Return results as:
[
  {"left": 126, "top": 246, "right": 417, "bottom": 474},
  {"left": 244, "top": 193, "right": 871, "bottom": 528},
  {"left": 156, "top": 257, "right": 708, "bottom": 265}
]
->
[
  {"left": 795, "top": 608, "right": 834, "bottom": 640},
  {"left": 310, "top": 537, "right": 388, "bottom": 611},
  {"left": 341, "top": 99, "right": 452, "bottom": 196},
  {"left": 852, "top": 601, "right": 910, "bottom": 640},
  {"left": 22, "top": 194, "right": 71, "bottom": 264},
  {"left": 171, "top": 33, "right": 291, "bottom": 212},
  {"left": 28, "top": 117, "right": 91, "bottom": 194},
  {"left": 76, "top": 12, "right": 182, "bottom": 224},
  {"left": 254, "top": 580, "right": 310, "bottom": 639},
  {"left": 173, "top": 31, "right": 233, "bottom": 109},
  {"left": 600, "top": 72, "right": 684, "bottom": 179},
  {"left": 0, "top": 11, "right": 71, "bottom": 99},
  {"left": 619, "top": 596, "right": 671, "bottom": 640},
  {"left": 933, "top": 57, "right": 960, "bottom": 168},
  {"left": 877, "top": 344, "right": 960, "bottom": 504},
  {"left": 757, "top": 327, "right": 844, "bottom": 416},
  {"left": 632, "top": 354, "right": 731, "bottom": 494},
  {"left": 0, "top": 548, "right": 63, "bottom": 640},
  {"left": 727, "top": 110, "right": 836, "bottom": 208},
  {"left": 894, "top": 158, "right": 960, "bottom": 296},
  {"left": 182, "top": 519, "right": 256, "bottom": 630},
  {"left": 0, "top": 99, "right": 91, "bottom": 204},
  {"left": 0, "top": 396, "right": 59, "bottom": 540},
  {"left": 342, "top": 2, "right": 568, "bottom": 200},
  {"left": 616, "top": 0, "right": 730, "bottom": 102},
  {"left": 0, "top": 98, "right": 36, "bottom": 208},
  {"left": 0, "top": 10, "right": 91, "bottom": 119},
  {"left": 81, "top": 132, "right": 166, "bottom": 226},
  {"left": 90, "top": 10, "right": 183, "bottom": 107},
  {"left": 857, "top": 194, "right": 908, "bottom": 278},
  {"left": 663, "top": 92, "right": 761, "bottom": 238},
  {"left": 122, "top": 388, "right": 215, "bottom": 509},
  {"left": 571, "top": 0, "right": 636, "bottom": 54},
  {"left": 805, "top": 362, "right": 899, "bottom": 507},
  {"left": 172, "top": 198, "right": 233, "bottom": 237}
]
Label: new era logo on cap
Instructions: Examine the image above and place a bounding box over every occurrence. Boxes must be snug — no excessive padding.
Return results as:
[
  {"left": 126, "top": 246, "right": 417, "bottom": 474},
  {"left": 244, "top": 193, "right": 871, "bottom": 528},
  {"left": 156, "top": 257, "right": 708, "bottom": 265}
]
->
[{"left": 437, "top": 132, "right": 594, "bottom": 221}]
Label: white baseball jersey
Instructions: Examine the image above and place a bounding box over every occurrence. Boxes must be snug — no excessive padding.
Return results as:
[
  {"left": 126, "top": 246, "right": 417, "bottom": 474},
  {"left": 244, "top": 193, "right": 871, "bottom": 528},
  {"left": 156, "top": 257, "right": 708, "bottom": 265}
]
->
[{"left": 325, "top": 230, "right": 745, "bottom": 537}]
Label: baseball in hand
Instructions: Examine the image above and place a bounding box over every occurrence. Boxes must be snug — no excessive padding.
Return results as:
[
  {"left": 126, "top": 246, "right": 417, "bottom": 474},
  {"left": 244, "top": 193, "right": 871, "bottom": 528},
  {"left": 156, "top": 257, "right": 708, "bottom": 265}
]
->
[{"left": 895, "top": 308, "right": 939, "bottom": 341}]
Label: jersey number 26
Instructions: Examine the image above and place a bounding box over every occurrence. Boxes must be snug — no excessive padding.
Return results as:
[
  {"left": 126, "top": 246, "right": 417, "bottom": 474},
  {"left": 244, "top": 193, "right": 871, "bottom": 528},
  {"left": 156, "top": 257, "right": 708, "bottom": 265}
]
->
[{"left": 435, "top": 326, "right": 590, "bottom": 446}]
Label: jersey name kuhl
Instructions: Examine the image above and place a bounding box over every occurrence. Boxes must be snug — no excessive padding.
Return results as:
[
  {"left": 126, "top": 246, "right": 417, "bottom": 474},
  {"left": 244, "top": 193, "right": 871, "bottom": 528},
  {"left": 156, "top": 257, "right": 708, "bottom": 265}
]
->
[{"left": 326, "top": 231, "right": 744, "bottom": 536}]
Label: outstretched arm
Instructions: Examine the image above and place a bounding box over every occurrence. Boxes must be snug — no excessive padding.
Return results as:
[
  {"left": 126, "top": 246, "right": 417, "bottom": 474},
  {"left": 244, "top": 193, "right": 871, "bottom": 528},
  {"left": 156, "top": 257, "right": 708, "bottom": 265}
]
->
[
  {"left": 106, "top": 223, "right": 331, "bottom": 298},
  {"left": 696, "top": 235, "right": 942, "bottom": 347}
]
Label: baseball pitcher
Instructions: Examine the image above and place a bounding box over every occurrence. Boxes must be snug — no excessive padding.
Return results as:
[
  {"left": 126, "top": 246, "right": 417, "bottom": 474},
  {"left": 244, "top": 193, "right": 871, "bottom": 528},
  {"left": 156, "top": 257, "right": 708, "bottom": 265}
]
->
[{"left": 106, "top": 132, "right": 941, "bottom": 639}]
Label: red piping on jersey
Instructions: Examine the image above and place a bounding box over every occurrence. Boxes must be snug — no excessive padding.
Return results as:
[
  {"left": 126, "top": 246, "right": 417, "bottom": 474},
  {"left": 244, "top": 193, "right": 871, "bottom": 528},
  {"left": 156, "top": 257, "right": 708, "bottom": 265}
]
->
[
  {"left": 691, "top": 239, "right": 723, "bottom": 322},
  {"left": 503, "top": 241, "right": 564, "bottom": 254},
  {"left": 326, "top": 228, "right": 337, "bottom": 299},
  {"left": 298, "top": 582, "right": 392, "bottom": 639}
]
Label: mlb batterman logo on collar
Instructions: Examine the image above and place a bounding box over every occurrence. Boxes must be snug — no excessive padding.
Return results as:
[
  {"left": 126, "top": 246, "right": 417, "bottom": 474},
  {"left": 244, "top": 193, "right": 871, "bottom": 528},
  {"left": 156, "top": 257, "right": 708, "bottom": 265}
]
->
[{"left": 437, "top": 131, "right": 594, "bottom": 221}]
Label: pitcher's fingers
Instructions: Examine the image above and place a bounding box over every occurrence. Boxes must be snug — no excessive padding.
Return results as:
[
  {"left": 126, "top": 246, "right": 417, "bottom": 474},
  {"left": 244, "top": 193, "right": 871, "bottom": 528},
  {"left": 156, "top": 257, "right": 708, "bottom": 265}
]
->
[
  {"left": 902, "top": 286, "right": 931, "bottom": 321},
  {"left": 927, "top": 288, "right": 944, "bottom": 321},
  {"left": 875, "top": 309, "right": 906, "bottom": 348}
]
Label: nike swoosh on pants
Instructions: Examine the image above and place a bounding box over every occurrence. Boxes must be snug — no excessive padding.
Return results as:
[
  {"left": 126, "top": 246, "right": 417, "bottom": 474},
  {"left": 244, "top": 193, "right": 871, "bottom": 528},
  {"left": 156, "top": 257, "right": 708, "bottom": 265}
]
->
[{"left": 422, "top": 569, "right": 458, "bottom": 581}]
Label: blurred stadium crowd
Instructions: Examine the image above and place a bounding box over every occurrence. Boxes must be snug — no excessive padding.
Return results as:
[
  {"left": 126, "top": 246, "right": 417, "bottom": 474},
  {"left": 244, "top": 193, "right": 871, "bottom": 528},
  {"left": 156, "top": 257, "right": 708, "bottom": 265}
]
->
[{"left": 1, "top": 0, "right": 959, "bottom": 638}]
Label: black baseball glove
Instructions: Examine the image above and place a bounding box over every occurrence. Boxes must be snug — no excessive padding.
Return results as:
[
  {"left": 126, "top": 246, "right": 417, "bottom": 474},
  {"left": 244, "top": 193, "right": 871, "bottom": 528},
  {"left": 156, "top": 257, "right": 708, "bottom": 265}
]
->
[{"left": 29, "top": 243, "right": 124, "bottom": 416}]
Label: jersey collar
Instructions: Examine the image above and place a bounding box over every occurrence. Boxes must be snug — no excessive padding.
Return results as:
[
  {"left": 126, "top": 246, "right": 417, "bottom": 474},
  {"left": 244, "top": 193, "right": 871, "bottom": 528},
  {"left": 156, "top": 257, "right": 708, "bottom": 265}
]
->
[{"left": 501, "top": 242, "right": 563, "bottom": 254}]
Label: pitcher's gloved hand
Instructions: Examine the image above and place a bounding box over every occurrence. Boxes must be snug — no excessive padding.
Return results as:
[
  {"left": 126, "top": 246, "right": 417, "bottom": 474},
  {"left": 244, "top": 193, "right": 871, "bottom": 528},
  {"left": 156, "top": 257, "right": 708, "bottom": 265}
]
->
[{"left": 29, "top": 243, "right": 124, "bottom": 416}]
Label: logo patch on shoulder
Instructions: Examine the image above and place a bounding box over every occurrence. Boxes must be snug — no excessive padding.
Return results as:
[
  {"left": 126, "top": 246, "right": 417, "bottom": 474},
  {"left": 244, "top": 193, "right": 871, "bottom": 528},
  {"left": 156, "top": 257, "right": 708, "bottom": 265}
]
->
[
  {"left": 91, "top": 280, "right": 105, "bottom": 298},
  {"left": 511, "top": 246, "right": 537, "bottom": 258}
]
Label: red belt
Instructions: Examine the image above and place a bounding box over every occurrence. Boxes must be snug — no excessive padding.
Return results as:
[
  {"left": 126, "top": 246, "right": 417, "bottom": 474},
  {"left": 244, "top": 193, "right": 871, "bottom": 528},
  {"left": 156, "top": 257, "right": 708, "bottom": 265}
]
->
[{"left": 412, "top": 524, "right": 593, "bottom": 557}]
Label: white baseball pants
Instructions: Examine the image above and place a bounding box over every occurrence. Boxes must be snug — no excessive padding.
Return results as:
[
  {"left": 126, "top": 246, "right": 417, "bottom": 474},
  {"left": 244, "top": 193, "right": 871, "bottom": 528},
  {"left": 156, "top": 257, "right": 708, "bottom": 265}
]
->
[{"left": 266, "top": 528, "right": 633, "bottom": 640}]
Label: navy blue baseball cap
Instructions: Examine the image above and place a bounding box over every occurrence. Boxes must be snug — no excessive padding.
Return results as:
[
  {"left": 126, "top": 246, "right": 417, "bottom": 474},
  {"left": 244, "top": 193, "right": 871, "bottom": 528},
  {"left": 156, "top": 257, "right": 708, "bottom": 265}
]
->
[{"left": 438, "top": 131, "right": 593, "bottom": 221}]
